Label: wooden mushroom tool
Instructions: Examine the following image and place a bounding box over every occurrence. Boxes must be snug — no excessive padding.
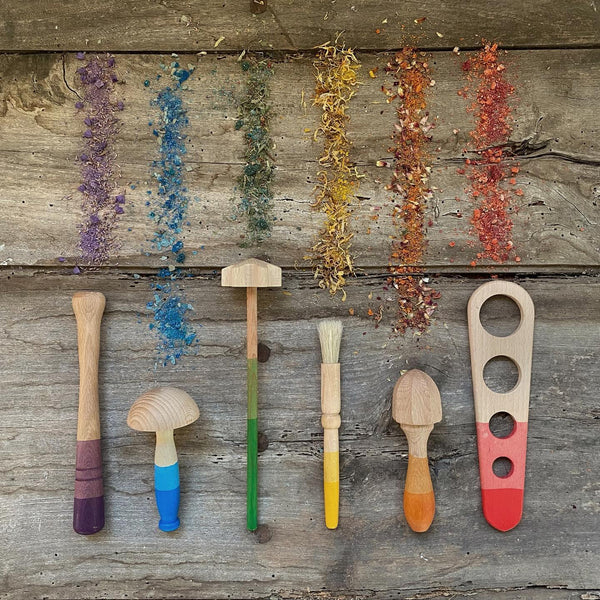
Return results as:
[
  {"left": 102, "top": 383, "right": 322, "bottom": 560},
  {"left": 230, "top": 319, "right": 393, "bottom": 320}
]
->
[
  {"left": 393, "top": 369, "right": 442, "bottom": 532},
  {"left": 127, "top": 387, "right": 199, "bottom": 532},
  {"left": 72, "top": 291, "right": 106, "bottom": 535},
  {"left": 221, "top": 258, "right": 282, "bottom": 531}
]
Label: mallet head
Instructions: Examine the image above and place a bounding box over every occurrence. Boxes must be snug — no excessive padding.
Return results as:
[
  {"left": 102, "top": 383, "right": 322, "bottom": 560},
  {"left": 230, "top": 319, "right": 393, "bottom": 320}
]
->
[{"left": 221, "top": 258, "right": 282, "bottom": 288}]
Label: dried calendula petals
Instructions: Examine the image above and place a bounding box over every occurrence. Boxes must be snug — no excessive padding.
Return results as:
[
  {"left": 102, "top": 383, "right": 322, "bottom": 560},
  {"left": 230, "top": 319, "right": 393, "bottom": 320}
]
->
[{"left": 307, "top": 38, "right": 360, "bottom": 298}]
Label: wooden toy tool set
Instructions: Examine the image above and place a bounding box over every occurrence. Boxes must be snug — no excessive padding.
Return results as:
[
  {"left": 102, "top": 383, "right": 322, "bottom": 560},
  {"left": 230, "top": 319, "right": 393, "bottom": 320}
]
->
[
  {"left": 3, "top": 2, "right": 599, "bottom": 596},
  {"left": 71, "top": 277, "right": 535, "bottom": 535}
]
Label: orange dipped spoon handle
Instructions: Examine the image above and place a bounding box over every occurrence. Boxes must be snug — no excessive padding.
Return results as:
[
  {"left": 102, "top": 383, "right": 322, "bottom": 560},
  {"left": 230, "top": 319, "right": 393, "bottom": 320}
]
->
[{"left": 401, "top": 423, "right": 435, "bottom": 532}]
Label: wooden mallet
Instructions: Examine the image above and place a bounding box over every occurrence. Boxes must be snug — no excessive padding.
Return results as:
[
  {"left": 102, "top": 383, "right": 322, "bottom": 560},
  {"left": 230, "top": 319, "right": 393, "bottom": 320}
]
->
[{"left": 221, "top": 258, "right": 282, "bottom": 531}]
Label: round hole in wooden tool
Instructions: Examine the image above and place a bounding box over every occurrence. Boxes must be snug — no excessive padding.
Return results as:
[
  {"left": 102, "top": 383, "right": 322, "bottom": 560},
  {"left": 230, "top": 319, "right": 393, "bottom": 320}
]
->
[
  {"left": 479, "top": 294, "right": 521, "bottom": 337},
  {"left": 489, "top": 411, "right": 515, "bottom": 438},
  {"left": 492, "top": 456, "right": 514, "bottom": 478},
  {"left": 483, "top": 356, "right": 519, "bottom": 393}
]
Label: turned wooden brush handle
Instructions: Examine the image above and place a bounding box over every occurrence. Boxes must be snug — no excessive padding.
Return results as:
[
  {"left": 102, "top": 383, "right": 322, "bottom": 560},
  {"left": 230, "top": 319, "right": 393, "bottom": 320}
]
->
[
  {"left": 401, "top": 423, "right": 435, "bottom": 532},
  {"left": 321, "top": 363, "right": 341, "bottom": 529},
  {"left": 72, "top": 291, "right": 106, "bottom": 535}
]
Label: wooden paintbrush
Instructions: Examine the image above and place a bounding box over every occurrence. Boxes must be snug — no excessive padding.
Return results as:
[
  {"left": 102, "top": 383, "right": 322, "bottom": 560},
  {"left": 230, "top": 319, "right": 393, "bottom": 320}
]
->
[{"left": 318, "top": 319, "right": 343, "bottom": 529}]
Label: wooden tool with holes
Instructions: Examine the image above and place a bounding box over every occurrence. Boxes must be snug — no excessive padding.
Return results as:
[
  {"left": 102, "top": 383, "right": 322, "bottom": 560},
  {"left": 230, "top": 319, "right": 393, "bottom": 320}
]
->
[
  {"left": 221, "top": 258, "right": 282, "bottom": 531},
  {"left": 393, "top": 369, "right": 442, "bottom": 532},
  {"left": 468, "top": 280, "right": 534, "bottom": 531},
  {"left": 72, "top": 291, "right": 106, "bottom": 535}
]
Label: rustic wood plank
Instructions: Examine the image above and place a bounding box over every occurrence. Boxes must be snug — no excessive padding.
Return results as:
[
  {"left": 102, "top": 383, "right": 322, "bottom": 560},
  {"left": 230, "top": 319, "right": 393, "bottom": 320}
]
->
[
  {"left": 1, "top": 1, "right": 600, "bottom": 52},
  {"left": 0, "top": 50, "right": 598, "bottom": 272},
  {"left": 0, "top": 271, "right": 598, "bottom": 598}
]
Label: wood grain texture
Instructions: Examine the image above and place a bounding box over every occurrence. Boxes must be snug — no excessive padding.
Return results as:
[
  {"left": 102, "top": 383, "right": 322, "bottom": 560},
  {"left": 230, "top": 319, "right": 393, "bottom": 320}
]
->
[
  {"left": 1, "top": 1, "right": 600, "bottom": 52},
  {"left": 393, "top": 369, "right": 442, "bottom": 428},
  {"left": 72, "top": 291, "right": 105, "bottom": 441},
  {"left": 0, "top": 271, "right": 598, "bottom": 598},
  {"left": 222, "top": 259, "right": 282, "bottom": 288},
  {"left": 127, "top": 387, "right": 200, "bottom": 432},
  {"left": 468, "top": 281, "right": 535, "bottom": 423},
  {"left": 153, "top": 429, "right": 178, "bottom": 468},
  {"left": 0, "top": 51, "right": 599, "bottom": 271}
]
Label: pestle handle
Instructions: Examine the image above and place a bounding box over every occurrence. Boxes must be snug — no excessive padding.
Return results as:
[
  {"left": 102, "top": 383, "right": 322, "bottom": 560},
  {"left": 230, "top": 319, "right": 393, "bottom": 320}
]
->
[
  {"left": 72, "top": 291, "right": 106, "bottom": 535},
  {"left": 401, "top": 423, "right": 435, "bottom": 533}
]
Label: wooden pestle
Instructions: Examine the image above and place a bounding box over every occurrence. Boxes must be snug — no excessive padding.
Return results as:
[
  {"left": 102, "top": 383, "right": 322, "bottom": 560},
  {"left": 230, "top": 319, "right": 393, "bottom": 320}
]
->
[
  {"left": 72, "top": 291, "right": 106, "bottom": 535},
  {"left": 393, "top": 369, "right": 442, "bottom": 532}
]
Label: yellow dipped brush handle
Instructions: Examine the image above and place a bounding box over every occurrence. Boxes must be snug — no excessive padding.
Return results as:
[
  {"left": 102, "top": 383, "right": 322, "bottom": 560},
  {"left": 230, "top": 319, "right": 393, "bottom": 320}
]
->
[
  {"left": 321, "top": 363, "right": 341, "bottom": 529},
  {"left": 323, "top": 435, "right": 339, "bottom": 529}
]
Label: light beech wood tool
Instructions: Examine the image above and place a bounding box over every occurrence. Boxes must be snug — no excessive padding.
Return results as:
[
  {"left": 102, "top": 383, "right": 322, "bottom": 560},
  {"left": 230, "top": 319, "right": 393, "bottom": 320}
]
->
[
  {"left": 72, "top": 291, "right": 106, "bottom": 535},
  {"left": 127, "top": 387, "right": 199, "bottom": 532},
  {"left": 393, "top": 369, "right": 442, "bottom": 532},
  {"left": 468, "top": 280, "right": 534, "bottom": 532},
  {"left": 221, "top": 258, "right": 282, "bottom": 531},
  {"left": 318, "top": 319, "right": 343, "bottom": 529}
]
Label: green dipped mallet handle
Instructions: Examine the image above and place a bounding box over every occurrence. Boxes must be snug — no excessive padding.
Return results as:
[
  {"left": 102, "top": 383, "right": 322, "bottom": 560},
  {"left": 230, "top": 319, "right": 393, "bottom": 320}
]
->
[
  {"left": 221, "top": 259, "right": 282, "bottom": 531},
  {"left": 246, "top": 286, "right": 258, "bottom": 531}
]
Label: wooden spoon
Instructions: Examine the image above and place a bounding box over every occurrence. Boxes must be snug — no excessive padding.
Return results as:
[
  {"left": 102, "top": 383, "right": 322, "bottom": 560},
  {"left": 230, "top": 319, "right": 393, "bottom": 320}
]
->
[{"left": 393, "top": 369, "right": 442, "bottom": 532}]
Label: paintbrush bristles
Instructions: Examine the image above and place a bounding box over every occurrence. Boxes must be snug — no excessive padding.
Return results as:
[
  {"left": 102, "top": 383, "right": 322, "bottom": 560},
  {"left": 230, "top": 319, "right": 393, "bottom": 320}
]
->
[{"left": 318, "top": 319, "right": 343, "bottom": 364}]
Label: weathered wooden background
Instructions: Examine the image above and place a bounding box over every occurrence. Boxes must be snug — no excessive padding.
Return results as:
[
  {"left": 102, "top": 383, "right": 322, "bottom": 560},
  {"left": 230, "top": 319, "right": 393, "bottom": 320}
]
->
[{"left": 0, "top": 2, "right": 599, "bottom": 599}]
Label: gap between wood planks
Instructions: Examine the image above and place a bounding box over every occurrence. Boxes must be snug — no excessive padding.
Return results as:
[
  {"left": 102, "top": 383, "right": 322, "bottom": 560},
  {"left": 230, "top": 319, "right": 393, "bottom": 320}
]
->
[
  {"left": 4, "top": 44, "right": 600, "bottom": 56},
  {"left": 1, "top": 267, "right": 599, "bottom": 279}
]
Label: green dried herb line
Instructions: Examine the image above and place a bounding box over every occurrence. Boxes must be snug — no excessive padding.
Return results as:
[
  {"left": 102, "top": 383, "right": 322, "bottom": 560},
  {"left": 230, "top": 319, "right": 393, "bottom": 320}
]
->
[
  {"left": 235, "top": 58, "right": 275, "bottom": 245},
  {"left": 309, "top": 40, "right": 360, "bottom": 300}
]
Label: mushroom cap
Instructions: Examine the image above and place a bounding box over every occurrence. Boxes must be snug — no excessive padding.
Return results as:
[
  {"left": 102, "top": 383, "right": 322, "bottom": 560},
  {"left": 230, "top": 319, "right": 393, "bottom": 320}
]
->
[{"left": 127, "top": 387, "right": 199, "bottom": 432}]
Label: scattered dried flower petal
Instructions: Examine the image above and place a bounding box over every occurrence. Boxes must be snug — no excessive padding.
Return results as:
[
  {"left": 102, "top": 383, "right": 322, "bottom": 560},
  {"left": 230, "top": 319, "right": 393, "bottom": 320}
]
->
[
  {"left": 378, "top": 48, "right": 440, "bottom": 334},
  {"left": 461, "top": 41, "right": 520, "bottom": 263},
  {"left": 145, "top": 62, "right": 198, "bottom": 366},
  {"left": 307, "top": 38, "right": 360, "bottom": 298},
  {"left": 76, "top": 54, "right": 125, "bottom": 265},
  {"left": 235, "top": 58, "right": 275, "bottom": 245}
]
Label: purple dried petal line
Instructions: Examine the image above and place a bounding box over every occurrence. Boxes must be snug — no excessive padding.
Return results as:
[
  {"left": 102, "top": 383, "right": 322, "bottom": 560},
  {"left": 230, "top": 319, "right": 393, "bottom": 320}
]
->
[{"left": 76, "top": 54, "right": 126, "bottom": 264}]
